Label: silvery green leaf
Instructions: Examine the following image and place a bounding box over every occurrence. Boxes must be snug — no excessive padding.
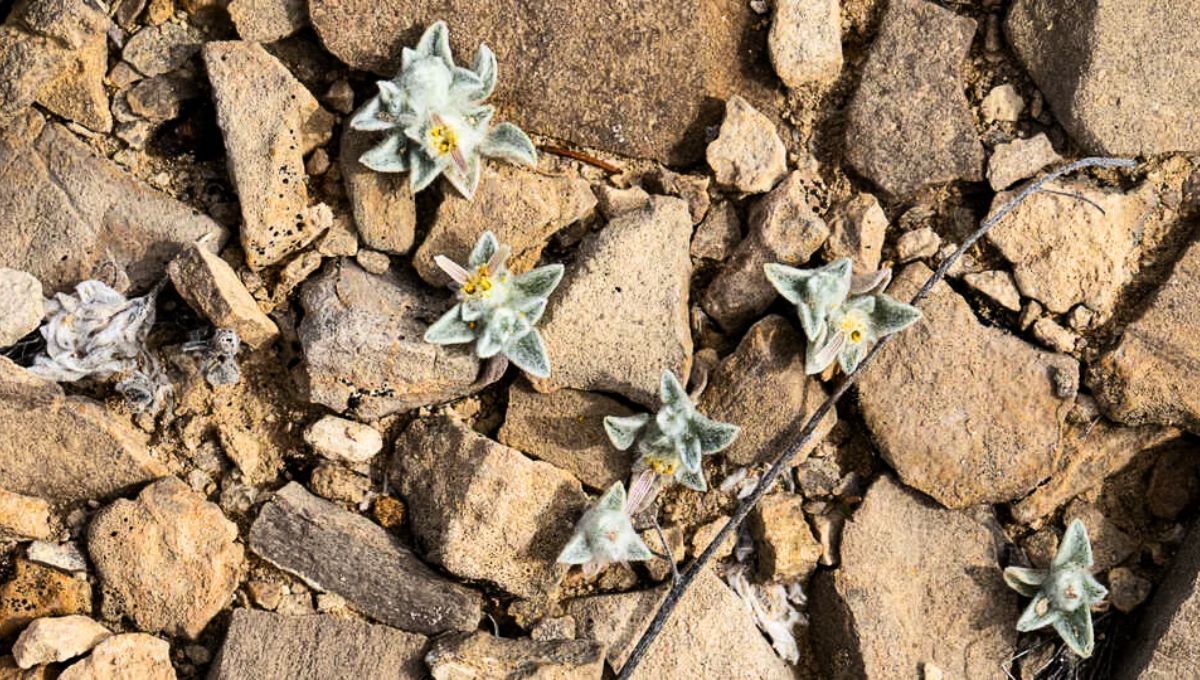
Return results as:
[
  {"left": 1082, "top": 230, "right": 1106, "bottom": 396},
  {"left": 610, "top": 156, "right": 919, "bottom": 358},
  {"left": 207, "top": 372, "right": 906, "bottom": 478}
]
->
[
  {"left": 479, "top": 122, "right": 537, "bottom": 165},
  {"left": 467, "top": 104, "right": 496, "bottom": 129},
  {"left": 476, "top": 308, "right": 516, "bottom": 358},
  {"left": 1052, "top": 519, "right": 1094, "bottom": 571},
  {"left": 620, "top": 535, "right": 655, "bottom": 561},
  {"left": 603, "top": 414, "right": 650, "bottom": 450},
  {"left": 443, "top": 151, "right": 482, "bottom": 199},
  {"left": 557, "top": 533, "right": 592, "bottom": 564},
  {"left": 349, "top": 97, "right": 394, "bottom": 132},
  {"left": 596, "top": 481, "right": 626, "bottom": 512},
  {"left": 692, "top": 413, "right": 739, "bottom": 454},
  {"left": 359, "top": 134, "right": 409, "bottom": 172},
  {"left": 423, "top": 304, "right": 476, "bottom": 345},
  {"left": 461, "top": 298, "right": 486, "bottom": 322},
  {"left": 837, "top": 338, "right": 868, "bottom": 374},
  {"left": 1016, "top": 593, "right": 1060, "bottom": 632},
  {"left": 765, "top": 259, "right": 853, "bottom": 342},
  {"left": 1003, "top": 567, "right": 1047, "bottom": 598},
  {"left": 659, "top": 371, "right": 690, "bottom": 409},
  {"left": 1053, "top": 605, "right": 1095, "bottom": 658},
  {"left": 409, "top": 148, "right": 445, "bottom": 193},
  {"left": 1080, "top": 572, "right": 1108, "bottom": 602},
  {"left": 400, "top": 46, "right": 420, "bottom": 71},
  {"left": 472, "top": 44, "right": 497, "bottom": 99},
  {"left": 868, "top": 294, "right": 922, "bottom": 337},
  {"left": 804, "top": 332, "right": 844, "bottom": 375},
  {"left": 512, "top": 264, "right": 564, "bottom": 300},
  {"left": 677, "top": 467, "right": 708, "bottom": 492},
  {"left": 504, "top": 329, "right": 551, "bottom": 378},
  {"left": 515, "top": 297, "right": 548, "bottom": 326},
  {"left": 468, "top": 231, "right": 498, "bottom": 268},
  {"left": 376, "top": 80, "right": 404, "bottom": 108},
  {"left": 679, "top": 435, "right": 703, "bottom": 473},
  {"left": 450, "top": 66, "right": 484, "bottom": 97},
  {"left": 416, "top": 20, "right": 454, "bottom": 68}
]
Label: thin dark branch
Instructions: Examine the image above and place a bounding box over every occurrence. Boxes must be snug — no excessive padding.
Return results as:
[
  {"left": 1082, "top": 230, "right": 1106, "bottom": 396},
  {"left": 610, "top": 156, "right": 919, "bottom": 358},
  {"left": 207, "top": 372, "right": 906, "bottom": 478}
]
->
[
  {"left": 614, "top": 156, "right": 1136, "bottom": 679},
  {"left": 1035, "top": 187, "right": 1107, "bottom": 215},
  {"left": 651, "top": 514, "right": 681, "bottom": 585},
  {"left": 539, "top": 145, "right": 623, "bottom": 174}
]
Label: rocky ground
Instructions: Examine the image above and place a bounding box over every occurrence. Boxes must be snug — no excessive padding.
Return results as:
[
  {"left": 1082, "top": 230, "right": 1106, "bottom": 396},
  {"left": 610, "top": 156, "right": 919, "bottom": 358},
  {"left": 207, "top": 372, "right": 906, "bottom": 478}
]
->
[{"left": 0, "top": 0, "right": 1197, "bottom": 677}]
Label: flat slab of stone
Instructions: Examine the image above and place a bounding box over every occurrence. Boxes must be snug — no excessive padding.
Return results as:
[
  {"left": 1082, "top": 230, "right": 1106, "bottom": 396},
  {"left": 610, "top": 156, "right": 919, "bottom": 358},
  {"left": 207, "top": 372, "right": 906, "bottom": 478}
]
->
[
  {"left": 391, "top": 415, "right": 587, "bottom": 599},
  {"left": 533, "top": 197, "right": 693, "bottom": 407},
  {"left": 698, "top": 315, "right": 835, "bottom": 467},
  {"left": 858, "top": 264, "right": 1078, "bottom": 508},
  {"left": 498, "top": 383, "right": 633, "bottom": 491},
  {"left": 1007, "top": 0, "right": 1200, "bottom": 156},
  {"left": 0, "top": 112, "right": 225, "bottom": 293},
  {"left": 167, "top": 244, "right": 279, "bottom": 349},
  {"left": 565, "top": 568, "right": 791, "bottom": 678},
  {"left": 0, "top": 358, "right": 167, "bottom": 504},
  {"left": 249, "top": 482, "right": 482, "bottom": 635},
  {"left": 297, "top": 260, "right": 481, "bottom": 420},
  {"left": 1089, "top": 240, "right": 1200, "bottom": 434},
  {"left": 307, "top": 0, "right": 777, "bottom": 164},
  {"left": 810, "top": 476, "right": 1018, "bottom": 679},
  {"left": 209, "top": 610, "right": 427, "bottom": 679},
  {"left": 426, "top": 632, "right": 605, "bottom": 679},
  {"left": 844, "top": 0, "right": 983, "bottom": 197}
]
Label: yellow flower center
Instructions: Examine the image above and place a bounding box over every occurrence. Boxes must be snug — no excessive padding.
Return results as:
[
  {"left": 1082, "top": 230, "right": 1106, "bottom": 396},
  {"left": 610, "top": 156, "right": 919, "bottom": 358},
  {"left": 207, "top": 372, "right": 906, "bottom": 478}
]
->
[
  {"left": 461, "top": 265, "right": 492, "bottom": 296},
  {"left": 841, "top": 317, "right": 866, "bottom": 344},
  {"left": 645, "top": 455, "right": 676, "bottom": 476},
  {"left": 429, "top": 124, "right": 458, "bottom": 156}
]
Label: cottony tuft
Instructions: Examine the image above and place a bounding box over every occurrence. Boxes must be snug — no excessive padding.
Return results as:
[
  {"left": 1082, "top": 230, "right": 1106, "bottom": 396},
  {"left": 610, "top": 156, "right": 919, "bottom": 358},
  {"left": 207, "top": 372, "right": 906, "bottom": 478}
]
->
[
  {"left": 349, "top": 21, "right": 536, "bottom": 199},
  {"left": 557, "top": 475, "right": 655, "bottom": 578}
]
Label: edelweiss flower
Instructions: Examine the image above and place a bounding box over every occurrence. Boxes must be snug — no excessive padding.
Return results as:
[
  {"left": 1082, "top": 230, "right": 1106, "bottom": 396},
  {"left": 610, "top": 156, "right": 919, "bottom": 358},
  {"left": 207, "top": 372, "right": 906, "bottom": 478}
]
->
[
  {"left": 424, "top": 231, "right": 562, "bottom": 377},
  {"left": 1004, "top": 519, "right": 1108, "bottom": 658},
  {"left": 603, "top": 371, "right": 739, "bottom": 492},
  {"left": 765, "top": 258, "right": 921, "bottom": 374},
  {"left": 349, "top": 21, "right": 536, "bottom": 198}
]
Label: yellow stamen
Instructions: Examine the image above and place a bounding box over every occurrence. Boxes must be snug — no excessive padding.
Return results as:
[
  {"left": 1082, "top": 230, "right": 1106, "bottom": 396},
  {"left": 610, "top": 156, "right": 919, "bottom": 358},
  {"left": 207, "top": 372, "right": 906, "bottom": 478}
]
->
[
  {"left": 462, "top": 265, "right": 494, "bottom": 298},
  {"left": 841, "top": 317, "right": 866, "bottom": 344},
  {"left": 646, "top": 457, "right": 676, "bottom": 476},
  {"left": 429, "top": 124, "right": 458, "bottom": 156}
]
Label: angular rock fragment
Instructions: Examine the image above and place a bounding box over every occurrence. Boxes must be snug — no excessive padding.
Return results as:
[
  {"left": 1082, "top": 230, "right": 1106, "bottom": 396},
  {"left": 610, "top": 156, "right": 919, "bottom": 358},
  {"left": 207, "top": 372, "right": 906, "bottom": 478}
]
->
[
  {"left": 987, "top": 179, "right": 1152, "bottom": 316},
  {"left": 810, "top": 477, "right": 1018, "bottom": 678},
  {"left": 751, "top": 493, "right": 821, "bottom": 582},
  {"left": 980, "top": 84, "right": 1023, "bottom": 122},
  {"left": 769, "top": 0, "right": 842, "bottom": 87},
  {"left": 304, "top": 415, "right": 382, "bottom": 465},
  {"left": 0, "top": 358, "right": 167, "bottom": 503},
  {"left": 26, "top": 542, "right": 87, "bottom": 574},
  {"left": 895, "top": 226, "right": 940, "bottom": 262},
  {"left": 425, "top": 632, "right": 605, "bottom": 679},
  {"left": 57, "top": 634, "right": 173, "bottom": 680},
  {"left": 535, "top": 197, "right": 693, "bottom": 406},
  {"left": 249, "top": 482, "right": 481, "bottom": 635},
  {"left": 228, "top": 0, "right": 307, "bottom": 43},
  {"left": 963, "top": 270, "right": 1021, "bottom": 311},
  {"left": 987, "top": 133, "right": 1061, "bottom": 190},
  {"left": 858, "top": 265, "right": 1078, "bottom": 508},
  {"left": 594, "top": 185, "right": 651, "bottom": 221},
  {"left": 35, "top": 25, "right": 110, "bottom": 133},
  {"left": 1089, "top": 239, "right": 1200, "bottom": 433},
  {"left": 1007, "top": 0, "right": 1200, "bottom": 156},
  {"left": 566, "top": 568, "right": 791, "bottom": 678},
  {"left": 823, "top": 193, "right": 887, "bottom": 273},
  {"left": 845, "top": 0, "right": 983, "bottom": 196},
  {"left": 698, "top": 316, "right": 834, "bottom": 467},
  {"left": 498, "top": 383, "right": 633, "bottom": 490},
  {"left": 690, "top": 201, "right": 741, "bottom": 262},
  {"left": 0, "top": 112, "right": 226, "bottom": 293},
  {"left": 706, "top": 95, "right": 787, "bottom": 194},
  {"left": 12, "top": 616, "right": 111, "bottom": 668},
  {"left": 204, "top": 41, "right": 334, "bottom": 270},
  {"left": 123, "top": 22, "right": 203, "bottom": 76},
  {"left": 308, "top": 0, "right": 779, "bottom": 164},
  {"left": 209, "top": 609, "right": 427, "bottom": 679},
  {"left": 702, "top": 172, "right": 828, "bottom": 331},
  {"left": 0, "top": 489, "right": 53, "bottom": 541},
  {"left": 0, "top": 269, "right": 43, "bottom": 348},
  {"left": 339, "top": 125, "right": 416, "bottom": 255},
  {"left": 308, "top": 463, "right": 371, "bottom": 506},
  {"left": 168, "top": 244, "right": 279, "bottom": 350},
  {"left": 392, "top": 415, "right": 588, "bottom": 598},
  {"left": 88, "top": 477, "right": 243, "bottom": 639},
  {"left": 413, "top": 165, "right": 596, "bottom": 287},
  {"left": 297, "top": 260, "right": 481, "bottom": 419},
  {"left": 0, "top": 560, "right": 92, "bottom": 638}
]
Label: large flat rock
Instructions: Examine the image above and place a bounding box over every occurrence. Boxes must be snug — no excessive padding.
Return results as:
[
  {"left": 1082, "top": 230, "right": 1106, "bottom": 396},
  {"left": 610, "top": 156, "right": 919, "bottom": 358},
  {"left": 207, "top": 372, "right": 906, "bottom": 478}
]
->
[
  {"left": 0, "top": 358, "right": 167, "bottom": 504},
  {"left": 209, "top": 610, "right": 427, "bottom": 679},
  {"left": 533, "top": 197, "right": 693, "bottom": 407},
  {"left": 0, "top": 112, "right": 225, "bottom": 293},
  {"left": 1089, "top": 240, "right": 1200, "bottom": 434},
  {"left": 810, "top": 477, "right": 1018, "bottom": 679},
  {"left": 858, "top": 264, "right": 1078, "bottom": 508},
  {"left": 1007, "top": 0, "right": 1200, "bottom": 156},
  {"left": 249, "top": 482, "right": 482, "bottom": 635},
  {"left": 844, "top": 0, "right": 983, "bottom": 197},
  {"left": 307, "top": 0, "right": 776, "bottom": 164},
  {"left": 297, "top": 260, "right": 481, "bottom": 420}
]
